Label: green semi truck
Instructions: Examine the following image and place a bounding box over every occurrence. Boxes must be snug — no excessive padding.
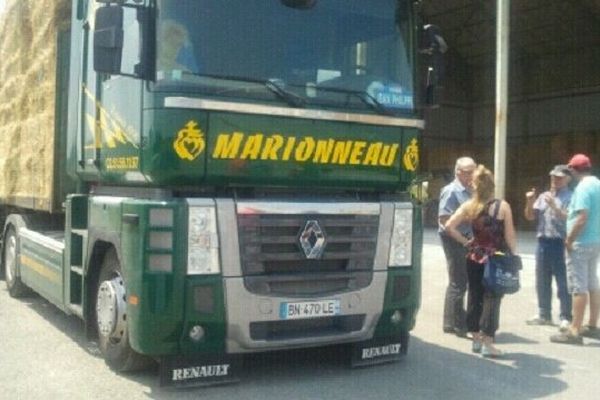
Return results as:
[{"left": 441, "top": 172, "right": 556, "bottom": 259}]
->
[{"left": 0, "top": 0, "right": 443, "bottom": 386}]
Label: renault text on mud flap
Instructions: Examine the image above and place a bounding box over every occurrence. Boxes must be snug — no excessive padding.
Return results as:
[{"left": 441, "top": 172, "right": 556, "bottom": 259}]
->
[
  {"left": 361, "top": 343, "right": 402, "bottom": 360},
  {"left": 171, "top": 364, "right": 231, "bottom": 381}
]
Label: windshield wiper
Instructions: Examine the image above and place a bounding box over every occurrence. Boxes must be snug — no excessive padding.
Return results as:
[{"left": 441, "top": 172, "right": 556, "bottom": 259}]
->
[
  {"left": 314, "top": 86, "right": 391, "bottom": 116},
  {"left": 265, "top": 79, "right": 306, "bottom": 108},
  {"left": 361, "top": 91, "right": 391, "bottom": 115},
  {"left": 176, "top": 72, "right": 306, "bottom": 108}
]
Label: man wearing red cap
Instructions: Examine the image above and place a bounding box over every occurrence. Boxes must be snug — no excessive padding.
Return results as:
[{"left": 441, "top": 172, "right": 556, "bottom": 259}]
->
[{"left": 550, "top": 154, "right": 600, "bottom": 345}]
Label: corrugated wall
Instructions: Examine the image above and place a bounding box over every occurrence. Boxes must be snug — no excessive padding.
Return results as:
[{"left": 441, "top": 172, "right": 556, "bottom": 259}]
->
[{"left": 422, "top": 15, "right": 600, "bottom": 228}]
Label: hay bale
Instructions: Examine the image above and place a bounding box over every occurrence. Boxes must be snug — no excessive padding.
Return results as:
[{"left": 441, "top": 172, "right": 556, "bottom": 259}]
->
[{"left": 0, "top": 0, "right": 71, "bottom": 211}]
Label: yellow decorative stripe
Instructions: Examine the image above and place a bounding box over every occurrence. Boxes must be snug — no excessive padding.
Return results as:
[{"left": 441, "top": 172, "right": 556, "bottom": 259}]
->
[
  {"left": 82, "top": 84, "right": 139, "bottom": 150},
  {"left": 19, "top": 255, "right": 61, "bottom": 284}
]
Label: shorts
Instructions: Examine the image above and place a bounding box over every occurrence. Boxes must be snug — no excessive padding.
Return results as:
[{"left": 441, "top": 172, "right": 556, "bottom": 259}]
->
[{"left": 566, "top": 243, "right": 600, "bottom": 294}]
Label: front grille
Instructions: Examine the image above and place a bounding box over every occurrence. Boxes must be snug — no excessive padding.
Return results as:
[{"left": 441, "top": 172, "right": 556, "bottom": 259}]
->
[
  {"left": 249, "top": 315, "right": 365, "bottom": 341},
  {"left": 237, "top": 213, "right": 379, "bottom": 296}
]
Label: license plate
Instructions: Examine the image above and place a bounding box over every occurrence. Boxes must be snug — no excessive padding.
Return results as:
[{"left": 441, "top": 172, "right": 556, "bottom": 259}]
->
[{"left": 279, "top": 300, "right": 340, "bottom": 320}]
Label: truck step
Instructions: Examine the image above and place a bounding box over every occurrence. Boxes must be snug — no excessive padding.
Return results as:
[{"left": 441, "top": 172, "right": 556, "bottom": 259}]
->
[
  {"left": 71, "top": 229, "right": 88, "bottom": 238},
  {"left": 71, "top": 266, "right": 83, "bottom": 275},
  {"left": 68, "top": 304, "right": 83, "bottom": 318}
]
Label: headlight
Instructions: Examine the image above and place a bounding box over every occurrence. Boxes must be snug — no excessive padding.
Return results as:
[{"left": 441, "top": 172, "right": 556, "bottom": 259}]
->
[
  {"left": 388, "top": 204, "right": 413, "bottom": 267},
  {"left": 187, "top": 205, "right": 220, "bottom": 274}
]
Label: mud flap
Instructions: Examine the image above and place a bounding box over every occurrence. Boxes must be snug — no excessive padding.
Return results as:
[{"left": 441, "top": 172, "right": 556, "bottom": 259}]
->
[
  {"left": 159, "top": 355, "right": 242, "bottom": 387},
  {"left": 350, "top": 332, "right": 409, "bottom": 367}
]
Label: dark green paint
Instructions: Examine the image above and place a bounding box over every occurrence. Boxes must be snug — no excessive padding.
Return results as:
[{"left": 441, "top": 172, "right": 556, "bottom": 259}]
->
[
  {"left": 118, "top": 199, "right": 226, "bottom": 355},
  {"left": 53, "top": 27, "right": 78, "bottom": 212},
  {"left": 140, "top": 107, "right": 419, "bottom": 190},
  {"left": 64, "top": 0, "right": 421, "bottom": 192},
  {"left": 64, "top": 195, "right": 89, "bottom": 310},
  {"left": 19, "top": 237, "right": 64, "bottom": 311},
  {"left": 120, "top": 200, "right": 184, "bottom": 355},
  {"left": 180, "top": 277, "right": 227, "bottom": 355},
  {"left": 373, "top": 204, "right": 423, "bottom": 338},
  {"left": 27, "top": 0, "right": 426, "bottom": 360}
]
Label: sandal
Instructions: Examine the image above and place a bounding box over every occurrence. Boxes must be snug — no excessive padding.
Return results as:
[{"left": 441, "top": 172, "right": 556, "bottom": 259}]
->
[
  {"left": 470, "top": 332, "right": 482, "bottom": 353},
  {"left": 550, "top": 331, "right": 583, "bottom": 345},
  {"left": 580, "top": 325, "right": 600, "bottom": 340},
  {"left": 481, "top": 343, "right": 503, "bottom": 358}
]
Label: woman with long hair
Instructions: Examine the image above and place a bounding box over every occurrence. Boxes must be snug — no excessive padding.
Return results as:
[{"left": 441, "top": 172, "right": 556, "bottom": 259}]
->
[{"left": 445, "top": 165, "right": 517, "bottom": 357}]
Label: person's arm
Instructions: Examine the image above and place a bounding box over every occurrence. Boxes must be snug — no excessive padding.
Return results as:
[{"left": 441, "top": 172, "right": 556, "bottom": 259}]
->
[
  {"left": 501, "top": 200, "right": 517, "bottom": 254},
  {"left": 438, "top": 189, "right": 457, "bottom": 231},
  {"left": 524, "top": 188, "right": 536, "bottom": 221},
  {"left": 444, "top": 204, "right": 470, "bottom": 246},
  {"left": 565, "top": 210, "right": 588, "bottom": 251},
  {"left": 438, "top": 215, "right": 450, "bottom": 229},
  {"left": 544, "top": 193, "right": 567, "bottom": 220}
]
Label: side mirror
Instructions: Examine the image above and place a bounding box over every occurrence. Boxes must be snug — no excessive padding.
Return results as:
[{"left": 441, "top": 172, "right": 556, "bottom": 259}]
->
[
  {"left": 420, "top": 24, "right": 447, "bottom": 108},
  {"left": 93, "top": 4, "right": 154, "bottom": 80},
  {"left": 93, "top": 5, "right": 124, "bottom": 74}
]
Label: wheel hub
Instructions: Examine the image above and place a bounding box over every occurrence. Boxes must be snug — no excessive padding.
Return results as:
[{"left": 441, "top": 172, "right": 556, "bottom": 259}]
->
[{"left": 96, "top": 275, "right": 127, "bottom": 341}]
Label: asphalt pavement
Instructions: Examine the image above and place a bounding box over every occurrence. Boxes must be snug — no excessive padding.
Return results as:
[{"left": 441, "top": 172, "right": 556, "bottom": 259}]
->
[{"left": 0, "top": 228, "right": 599, "bottom": 399}]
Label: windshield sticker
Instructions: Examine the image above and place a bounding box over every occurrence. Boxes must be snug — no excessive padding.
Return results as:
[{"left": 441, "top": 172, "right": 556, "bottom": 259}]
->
[
  {"left": 367, "top": 82, "right": 413, "bottom": 109},
  {"left": 402, "top": 138, "right": 419, "bottom": 171},
  {"left": 316, "top": 69, "right": 342, "bottom": 83}
]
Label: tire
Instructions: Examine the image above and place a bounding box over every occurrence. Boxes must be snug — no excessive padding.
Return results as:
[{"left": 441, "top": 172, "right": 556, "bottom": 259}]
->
[
  {"left": 95, "top": 247, "right": 150, "bottom": 372},
  {"left": 3, "top": 226, "right": 30, "bottom": 298}
]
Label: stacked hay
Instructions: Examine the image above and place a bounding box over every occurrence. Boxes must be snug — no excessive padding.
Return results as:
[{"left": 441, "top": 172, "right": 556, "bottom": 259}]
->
[{"left": 0, "top": 0, "right": 71, "bottom": 211}]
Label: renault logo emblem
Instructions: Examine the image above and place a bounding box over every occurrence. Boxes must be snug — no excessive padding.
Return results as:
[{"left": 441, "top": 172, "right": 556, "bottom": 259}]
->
[{"left": 299, "top": 220, "right": 326, "bottom": 259}]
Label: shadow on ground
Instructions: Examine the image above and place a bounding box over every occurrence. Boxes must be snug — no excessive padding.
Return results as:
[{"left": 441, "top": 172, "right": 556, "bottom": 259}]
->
[
  {"left": 142, "top": 336, "right": 567, "bottom": 400},
  {"left": 11, "top": 285, "right": 568, "bottom": 400},
  {"left": 495, "top": 332, "right": 538, "bottom": 345}
]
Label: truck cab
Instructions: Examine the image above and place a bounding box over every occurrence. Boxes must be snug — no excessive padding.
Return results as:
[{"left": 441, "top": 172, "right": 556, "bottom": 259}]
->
[{"left": 3, "top": 0, "right": 438, "bottom": 386}]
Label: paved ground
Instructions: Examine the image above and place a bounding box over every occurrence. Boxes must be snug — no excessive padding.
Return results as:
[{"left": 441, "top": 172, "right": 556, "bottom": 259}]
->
[
  {"left": 0, "top": 229, "right": 599, "bottom": 399},
  {"left": 413, "top": 229, "right": 599, "bottom": 400}
]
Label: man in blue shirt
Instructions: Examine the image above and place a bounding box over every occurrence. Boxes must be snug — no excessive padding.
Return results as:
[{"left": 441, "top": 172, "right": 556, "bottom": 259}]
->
[
  {"left": 438, "top": 157, "right": 476, "bottom": 337},
  {"left": 524, "top": 165, "right": 572, "bottom": 329},
  {"left": 551, "top": 154, "right": 600, "bottom": 345}
]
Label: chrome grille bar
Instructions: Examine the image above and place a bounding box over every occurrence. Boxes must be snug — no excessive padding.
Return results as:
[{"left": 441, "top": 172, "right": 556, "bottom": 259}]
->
[{"left": 236, "top": 202, "right": 380, "bottom": 295}]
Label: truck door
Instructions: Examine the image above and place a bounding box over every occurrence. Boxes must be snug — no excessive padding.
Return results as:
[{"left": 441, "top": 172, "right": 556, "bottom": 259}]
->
[{"left": 79, "top": 1, "right": 142, "bottom": 178}]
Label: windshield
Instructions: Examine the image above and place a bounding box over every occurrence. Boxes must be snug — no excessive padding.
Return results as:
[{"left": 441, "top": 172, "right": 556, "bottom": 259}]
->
[{"left": 154, "top": 0, "right": 415, "bottom": 114}]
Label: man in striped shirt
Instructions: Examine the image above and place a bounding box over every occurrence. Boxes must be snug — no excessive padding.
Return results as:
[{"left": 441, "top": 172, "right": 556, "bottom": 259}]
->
[{"left": 524, "top": 165, "right": 572, "bottom": 329}]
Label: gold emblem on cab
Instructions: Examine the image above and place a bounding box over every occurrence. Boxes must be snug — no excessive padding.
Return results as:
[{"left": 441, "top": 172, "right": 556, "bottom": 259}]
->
[
  {"left": 402, "top": 138, "right": 419, "bottom": 171},
  {"left": 173, "top": 120, "right": 206, "bottom": 161}
]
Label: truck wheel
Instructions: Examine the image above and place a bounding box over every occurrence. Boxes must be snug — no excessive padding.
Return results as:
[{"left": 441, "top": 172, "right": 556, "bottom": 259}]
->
[
  {"left": 3, "top": 227, "right": 30, "bottom": 297},
  {"left": 95, "top": 248, "right": 150, "bottom": 372}
]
